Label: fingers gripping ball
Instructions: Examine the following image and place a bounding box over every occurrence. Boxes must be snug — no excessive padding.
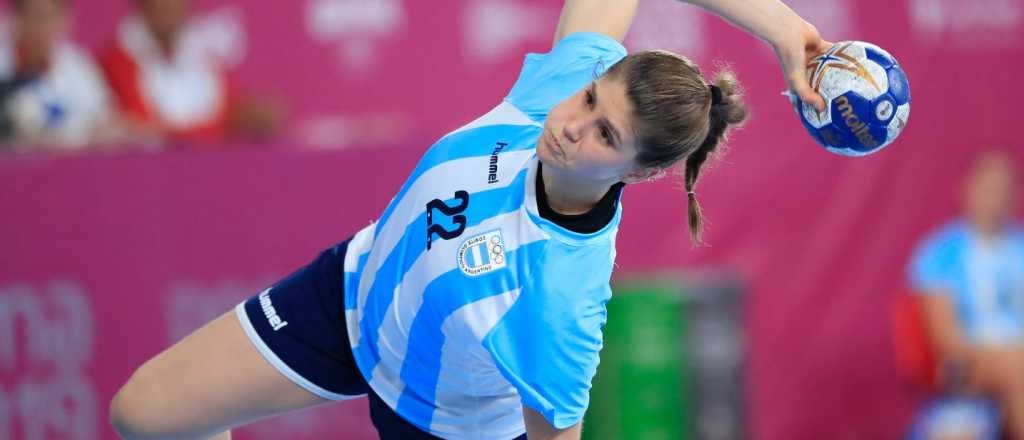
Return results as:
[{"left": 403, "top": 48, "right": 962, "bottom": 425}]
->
[{"left": 794, "top": 41, "right": 911, "bottom": 156}]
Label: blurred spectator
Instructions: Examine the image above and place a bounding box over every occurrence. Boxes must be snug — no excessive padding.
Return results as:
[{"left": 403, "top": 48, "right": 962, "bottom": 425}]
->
[
  {"left": 909, "top": 150, "right": 1024, "bottom": 438},
  {"left": 98, "top": 0, "right": 281, "bottom": 146},
  {"left": 0, "top": 0, "right": 121, "bottom": 150}
]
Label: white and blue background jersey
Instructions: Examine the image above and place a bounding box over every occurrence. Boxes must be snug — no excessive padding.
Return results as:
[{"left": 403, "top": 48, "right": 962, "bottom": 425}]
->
[
  {"left": 341, "top": 32, "right": 628, "bottom": 439},
  {"left": 909, "top": 220, "right": 1024, "bottom": 345}
]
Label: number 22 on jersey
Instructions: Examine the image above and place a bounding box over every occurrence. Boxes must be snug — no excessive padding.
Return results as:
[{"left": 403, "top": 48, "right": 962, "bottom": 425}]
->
[{"left": 425, "top": 190, "right": 470, "bottom": 250}]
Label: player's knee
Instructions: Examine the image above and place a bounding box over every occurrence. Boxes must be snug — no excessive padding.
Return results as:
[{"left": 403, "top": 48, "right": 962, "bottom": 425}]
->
[{"left": 109, "top": 366, "right": 176, "bottom": 439}]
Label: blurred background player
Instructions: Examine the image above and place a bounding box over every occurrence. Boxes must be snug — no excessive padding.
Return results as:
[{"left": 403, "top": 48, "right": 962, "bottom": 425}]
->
[
  {"left": 909, "top": 150, "right": 1024, "bottom": 439},
  {"left": 98, "top": 0, "right": 282, "bottom": 146},
  {"left": 0, "top": 0, "right": 122, "bottom": 150}
]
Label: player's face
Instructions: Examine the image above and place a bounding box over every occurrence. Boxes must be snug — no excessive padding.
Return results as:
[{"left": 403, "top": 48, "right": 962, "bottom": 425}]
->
[
  {"left": 15, "top": 0, "right": 67, "bottom": 56},
  {"left": 965, "top": 154, "right": 1018, "bottom": 232},
  {"left": 539, "top": 76, "right": 649, "bottom": 184},
  {"left": 138, "top": 0, "right": 191, "bottom": 41}
]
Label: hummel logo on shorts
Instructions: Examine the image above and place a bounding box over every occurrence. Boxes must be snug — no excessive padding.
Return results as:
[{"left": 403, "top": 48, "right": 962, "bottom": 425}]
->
[{"left": 259, "top": 288, "right": 288, "bottom": 331}]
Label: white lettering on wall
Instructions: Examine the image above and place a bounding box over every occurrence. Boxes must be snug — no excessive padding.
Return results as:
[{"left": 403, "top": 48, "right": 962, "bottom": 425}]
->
[
  {"left": 626, "top": 1, "right": 706, "bottom": 58},
  {"left": 163, "top": 279, "right": 271, "bottom": 343},
  {"left": 0, "top": 281, "right": 97, "bottom": 440},
  {"left": 784, "top": 0, "right": 855, "bottom": 43},
  {"left": 910, "top": 0, "right": 1022, "bottom": 50},
  {"left": 305, "top": 0, "right": 406, "bottom": 71},
  {"left": 14, "top": 376, "right": 97, "bottom": 440},
  {"left": 461, "top": 0, "right": 554, "bottom": 65}
]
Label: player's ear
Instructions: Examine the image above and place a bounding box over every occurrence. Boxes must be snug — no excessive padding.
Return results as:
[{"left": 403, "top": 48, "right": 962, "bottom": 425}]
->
[{"left": 622, "top": 167, "right": 664, "bottom": 184}]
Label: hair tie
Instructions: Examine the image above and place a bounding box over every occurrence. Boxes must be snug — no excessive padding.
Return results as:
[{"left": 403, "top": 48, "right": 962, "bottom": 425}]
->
[
  {"left": 709, "top": 85, "right": 723, "bottom": 106},
  {"left": 687, "top": 190, "right": 696, "bottom": 197}
]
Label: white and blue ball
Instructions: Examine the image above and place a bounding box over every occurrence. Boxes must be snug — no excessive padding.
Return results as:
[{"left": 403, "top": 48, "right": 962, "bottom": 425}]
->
[{"left": 794, "top": 41, "right": 911, "bottom": 156}]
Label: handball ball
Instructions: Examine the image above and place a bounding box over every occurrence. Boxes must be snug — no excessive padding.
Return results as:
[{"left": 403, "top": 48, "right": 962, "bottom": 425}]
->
[{"left": 794, "top": 41, "right": 911, "bottom": 156}]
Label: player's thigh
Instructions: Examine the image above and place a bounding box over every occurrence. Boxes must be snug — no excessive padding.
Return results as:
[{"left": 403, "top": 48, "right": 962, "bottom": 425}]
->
[{"left": 110, "top": 310, "right": 330, "bottom": 438}]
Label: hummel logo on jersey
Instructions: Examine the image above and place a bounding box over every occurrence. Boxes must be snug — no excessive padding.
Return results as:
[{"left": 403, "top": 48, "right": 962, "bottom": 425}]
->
[
  {"left": 487, "top": 141, "right": 507, "bottom": 184},
  {"left": 258, "top": 288, "right": 288, "bottom": 331},
  {"left": 457, "top": 230, "right": 507, "bottom": 276}
]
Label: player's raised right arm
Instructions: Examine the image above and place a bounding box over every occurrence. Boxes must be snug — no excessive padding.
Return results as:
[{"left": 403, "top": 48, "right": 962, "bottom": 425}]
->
[{"left": 554, "top": 0, "right": 830, "bottom": 110}]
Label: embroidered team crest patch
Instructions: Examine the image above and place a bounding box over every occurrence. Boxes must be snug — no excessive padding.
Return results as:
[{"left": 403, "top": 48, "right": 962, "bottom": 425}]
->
[{"left": 457, "top": 230, "right": 507, "bottom": 276}]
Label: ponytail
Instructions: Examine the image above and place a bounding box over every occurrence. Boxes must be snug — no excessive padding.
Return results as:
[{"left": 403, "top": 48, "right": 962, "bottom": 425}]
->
[{"left": 685, "top": 69, "right": 748, "bottom": 244}]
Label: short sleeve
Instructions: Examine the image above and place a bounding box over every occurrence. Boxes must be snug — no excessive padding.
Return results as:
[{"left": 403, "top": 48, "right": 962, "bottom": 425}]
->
[
  {"left": 504, "top": 32, "right": 628, "bottom": 124},
  {"left": 908, "top": 228, "right": 959, "bottom": 297},
  {"left": 482, "top": 242, "right": 615, "bottom": 429}
]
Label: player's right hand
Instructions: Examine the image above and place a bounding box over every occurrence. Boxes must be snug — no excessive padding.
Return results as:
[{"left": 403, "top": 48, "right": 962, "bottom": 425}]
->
[{"left": 772, "top": 19, "right": 832, "bottom": 112}]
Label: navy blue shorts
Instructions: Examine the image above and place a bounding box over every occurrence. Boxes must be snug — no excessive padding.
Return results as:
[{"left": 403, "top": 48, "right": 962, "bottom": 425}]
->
[{"left": 235, "top": 239, "right": 450, "bottom": 439}]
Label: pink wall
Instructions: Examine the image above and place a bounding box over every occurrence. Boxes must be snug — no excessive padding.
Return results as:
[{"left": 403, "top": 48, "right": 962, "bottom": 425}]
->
[
  {"left": 2, "top": 0, "right": 1024, "bottom": 439},
  {"left": 0, "top": 149, "right": 405, "bottom": 440}
]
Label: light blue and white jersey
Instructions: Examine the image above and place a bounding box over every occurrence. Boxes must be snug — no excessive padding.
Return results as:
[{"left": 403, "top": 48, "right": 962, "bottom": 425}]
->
[
  {"left": 909, "top": 220, "right": 1024, "bottom": 345},
  {"left": 342, "top": 32, "right": 628, "bottom": 439}
]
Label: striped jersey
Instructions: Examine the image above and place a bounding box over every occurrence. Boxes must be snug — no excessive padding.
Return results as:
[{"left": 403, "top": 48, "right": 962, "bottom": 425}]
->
[
  {"left": 342, "top": 32, "right": 628, "bottom": 439},
  {"left": 909, "top": 220, "right": 1024, "bottom": 345}
]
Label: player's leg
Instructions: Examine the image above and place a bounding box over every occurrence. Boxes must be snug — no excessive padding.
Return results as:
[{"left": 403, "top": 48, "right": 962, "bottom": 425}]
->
[
  {"left": 109, "top": 310, "right": 332, "bottom": 439},
  {"left": 111, "top": 239, "right": 368, "bottom": 439},
  {"left": 966, "top": 346, "right": 1024, "bottom": 439},
  {"left": 998, "top": 348, "right": 1024, "bottom": 440}
]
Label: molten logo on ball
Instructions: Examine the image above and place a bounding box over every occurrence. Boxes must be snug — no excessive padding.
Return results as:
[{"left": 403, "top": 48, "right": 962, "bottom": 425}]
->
[
  {"left": 835, "top": 95, "right": 877, "bottom": 149},
  {"left": 793, "top": 41, "right": 911, "bottom": 157}
]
